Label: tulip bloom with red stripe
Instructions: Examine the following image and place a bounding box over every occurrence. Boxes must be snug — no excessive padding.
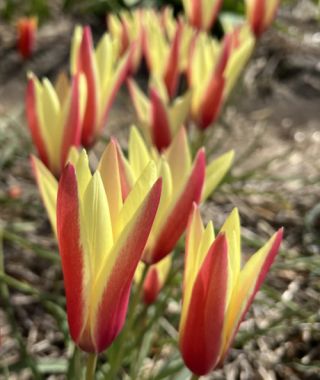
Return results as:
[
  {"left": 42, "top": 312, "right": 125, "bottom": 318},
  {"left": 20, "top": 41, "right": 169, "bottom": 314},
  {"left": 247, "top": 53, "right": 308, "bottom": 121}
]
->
[
  {"left": 17, "top": 17, "right": 37, "bottom": 59},
  {"left": 56, "top": 143, "right": 162, "bottom": 353},
  {"left": 179, "top": 205, "right": 283, "bottom": 376},
  {"left": 116, "top": 127, "right": 233, "bottom": 265},
  {"left": 246, "top": 0, "right": 280, "bottom": 38},
  {"left": 26, "top": 72, "right": 86, "bottom": 176},
  {"left": 142, "top": 14, "right": 182, "bottom": 98},
  {"left": 108, "top": 10, "right": 144, "bottom": 74},
  {"left": 71, "top": 26, "right": 131, "bottom": 147},
  {"left": 187, "top": 26, "right": 254, "bottom": 130},
  {"left": 32, "top": 125, "right": 233, "bottom": 268},
  {"left": 182, "top": 0, "right": 223, "bottom": 31},
  {"left": 128, "top": 77, "right": 191, "bottom": 151}
]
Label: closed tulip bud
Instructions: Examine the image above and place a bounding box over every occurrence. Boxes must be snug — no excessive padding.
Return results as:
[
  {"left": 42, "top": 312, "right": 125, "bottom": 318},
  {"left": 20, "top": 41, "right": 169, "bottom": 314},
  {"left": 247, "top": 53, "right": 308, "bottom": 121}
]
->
[
  {"left": 26, "top": 72, "right": 87, "bottom": 176},
  {"left": 128, "top": 77, "right": 191, "bottom": 151},
  {"left": 135, "top": 255, "right": 172, "bottom": 305},
  {"left": 71, "top": 26, "right": 131, "bottom": 147},
  {"left": 182, "top": 0, "right": 223, "bottom": 31},
  {"left": 179, "top": 205, "right": 283, "bottom": 376},
  {"left": 17, "top": 17, "right": 37, "bottom": 59},
  {"left": 246, "top": 0, "right": 280, "bottom": 38},
  {"left": 56, "top": 143, "right": 162, "bottom": 353}
]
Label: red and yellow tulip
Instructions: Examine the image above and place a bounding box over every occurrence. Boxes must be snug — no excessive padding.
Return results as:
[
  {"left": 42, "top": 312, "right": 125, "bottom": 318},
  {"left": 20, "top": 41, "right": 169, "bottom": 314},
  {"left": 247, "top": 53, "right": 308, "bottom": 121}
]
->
[
  {"left": 31, "top": 125, "right": 233, "bottom": 267},
  {"left": 108, "top": 10, "right": 144, "bottom": 73},
  {"left": 116, "top": 126, "right": 233, "bottom": 264},
  {"left": 71, "top": 26, "right": 131, "bottom": 147},
  {"left": 182, "top": 0, "right": 223, "bottom": 31},
  {"left": 56, "top": 142, "right": 162, "bottom": 353},
  {"left": 179, "top": 205, "right": 283, "bottom": 376},
  {"left": 245, "top": 0, "right": 280, "bottom": 38},
  {"left": 187, "top": 26, "right": 254, "bottom": 129},
  {"left": 128, "top": 77, "right": 191, "bottom": 151},
  {"left": 142, "top": 13, "right": 182, "bottom": 98},
  {"left": 17, "top": 16, "right": 37, "bottom": 59},
  {"left": 26, "top": 72, "right": 86, "bottom": 176}
]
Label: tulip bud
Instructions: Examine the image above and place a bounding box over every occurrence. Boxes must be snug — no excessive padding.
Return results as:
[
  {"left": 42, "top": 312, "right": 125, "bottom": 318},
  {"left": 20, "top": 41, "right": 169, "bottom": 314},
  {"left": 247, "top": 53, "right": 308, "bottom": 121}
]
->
[{"left": 17, "top": 17, "right": 37, "bottom": 59}]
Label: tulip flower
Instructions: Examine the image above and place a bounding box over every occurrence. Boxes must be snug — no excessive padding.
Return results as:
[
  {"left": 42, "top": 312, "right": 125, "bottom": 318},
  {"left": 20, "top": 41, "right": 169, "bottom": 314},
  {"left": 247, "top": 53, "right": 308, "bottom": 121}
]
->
[
  {"left": 17, "top": 16, "right": 37, "bottom": 59},
  {"left": 26, "top": 72, "right": 86, "bottom": 176},
  {"left": 187, "top": 26, "right": 254, "bottom": 129},
  {"left": 32, "top": 125, "right": 233, "bottom": 267},
  {"left": 128, "top": 77, "right": 191, "bottom": 151},
  {"left": 108, "top": 10, "right": 143, "bottom": 73},
  {"left": 135, "top": 255, "right": 172, "bottom": 305},
  {"left": 115, "top": 126, "right": 233, "bottom": 264},
  {"left": 179, "top": 205, "right": 283, "bottom": 376},
  {"left": 71, "top": 26, "right": 131, "bottom": 147},
  {"left": 182, "top": 0, "right": 223, "bottom": 31},
  {"left": 142, "top": 14, "right": 182, "bottom": 98},
  {"left": 246, "top": 0, "right": 280, "bottom": 38},
  {"left": 56, "top": 142, "right": 162, "bottom": 353}
]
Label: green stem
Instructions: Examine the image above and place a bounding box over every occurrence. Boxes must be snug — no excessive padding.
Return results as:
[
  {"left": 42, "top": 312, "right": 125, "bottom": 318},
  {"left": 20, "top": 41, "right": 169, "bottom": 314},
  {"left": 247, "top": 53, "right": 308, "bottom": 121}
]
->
[
  {"left": 106, "top": 263, "right": 149, "bottom": 379},
  {"left": 190, "top": 374, "right": 199, "bottom": 380},
  {"left": 86, "top": 353, "right": 98, "bottom": 380}
]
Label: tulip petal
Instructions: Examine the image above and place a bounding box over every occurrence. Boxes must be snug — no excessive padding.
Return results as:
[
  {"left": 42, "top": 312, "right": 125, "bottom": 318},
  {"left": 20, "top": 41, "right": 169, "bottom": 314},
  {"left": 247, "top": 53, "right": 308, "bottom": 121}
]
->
[
  {"left": 150, "top": 87, "right": 172, "bottom": 151},
  {"left": 26, "top": 76, "right": 49, "bottom": 167},
  {"left": 31, "top": 155, "right": 58, "bottom": 236},
  {"left": 57, "top": 164, "right": 86, "bottom": 346},
  {"left": 60, "top": 74, "right": 83, "bottom": 168},
  {"left": 198, "top": 72, "right": 225, "bottom": 129},
  {"left": 164, "top": 24, "right": 181, "bottom": 98},
  {"left": 168, "top": 91, "right": 192, "bottom": 135},
  {"left": 179, "top": 233, "right": 228, "bottom": 376},
  {"left": 145, "top": 149, "right": 205, "bottom": 264},
  {"left": 220, "top": 228, "right": 283, "bottom": 362},
  {"left": 116, "top": 160, "right": 158, "bottom": 239},
  {"left": 202, "top": 150, "right": 234, "bottom": 201},
  {"left": 78, "top": 27, "right": 99, "bottom": 147},
  {"left": 128, "top": 127, "right": 151, "bottom": 176},
  {"left": 92, "top": 178, "right": 162, "bottom": 351},
  {"left": 98, "top": 140, "right": 123, "bottom": 230},
  {"left": 127, "top": 78, "right": 150, "bottom": 126},
  {"left": 165, "top": 128, "right": 192, "bottom": 193}
]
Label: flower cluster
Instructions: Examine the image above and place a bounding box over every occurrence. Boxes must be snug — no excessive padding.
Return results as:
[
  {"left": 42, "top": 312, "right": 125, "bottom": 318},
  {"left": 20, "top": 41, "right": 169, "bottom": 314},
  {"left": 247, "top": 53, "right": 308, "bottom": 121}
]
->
[{"left": 25, "top": 1, "right": 282, "bottom": 378}]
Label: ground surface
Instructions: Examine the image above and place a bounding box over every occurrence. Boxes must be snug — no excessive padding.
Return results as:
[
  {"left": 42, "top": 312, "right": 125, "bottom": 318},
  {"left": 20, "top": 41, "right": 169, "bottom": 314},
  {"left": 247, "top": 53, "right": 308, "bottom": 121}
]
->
[{"left": 0, "top": 1, "right": 320, "bottom": 379}]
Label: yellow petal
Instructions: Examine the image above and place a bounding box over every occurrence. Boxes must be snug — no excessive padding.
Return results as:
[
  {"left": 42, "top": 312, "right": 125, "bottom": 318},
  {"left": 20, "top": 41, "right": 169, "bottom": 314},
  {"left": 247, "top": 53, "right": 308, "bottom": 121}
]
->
[
  {"left": 147, "top": 158, "right": 172, "bottom": 247},
  {"left": 168, "top": 91, "right": 192, "bottom": 135},
  {"left": 31, "top": 156, "right": 58, "bottom": 236},
  {"left": 81, "top": 171, "right": 113, "bottom": 280},
  {"left": 98, "top": 141, "right": 123, "bottom": 232},
  {"left": 70, "top": 25, "right": 83, "bottom": 75},
  {"left": 115, "top": 160, "right": 157, "bottom": 239},
  {"left": 220, "top": 208, "right": 241, "bottom": 307},
  {"left": 165, "top": 128, "right": 192, "bottom": 194},
  {"left": 222, "top": 230, "right": 280, "bottom": 356},
  {"left": 74, "top": 149, "right": 92, "bottom": 199},
  {"left": 224, "top": 29, "right": 255, "bottom": 99},
  {"left": 202, "top": 150, "right": 234, "bottom": 201},
  {"left": 128, "top": 126, "right": 151, "bottom": 177}
]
